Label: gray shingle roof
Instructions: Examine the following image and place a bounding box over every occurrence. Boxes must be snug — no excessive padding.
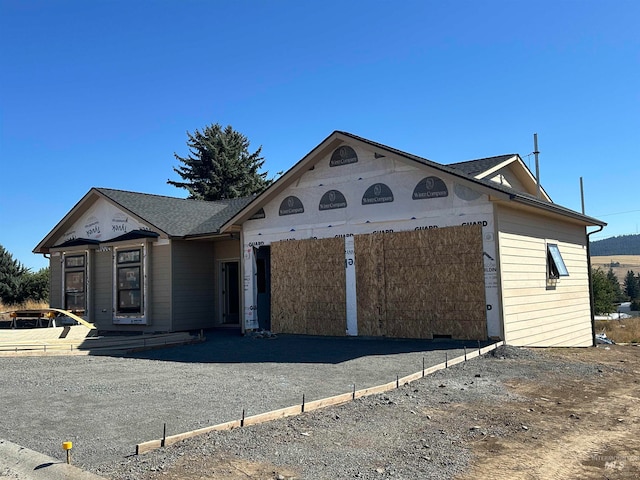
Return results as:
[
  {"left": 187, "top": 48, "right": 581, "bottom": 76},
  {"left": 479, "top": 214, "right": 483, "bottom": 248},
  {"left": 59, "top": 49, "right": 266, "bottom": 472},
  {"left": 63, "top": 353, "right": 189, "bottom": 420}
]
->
[
  {"left": 447, "top": 154, "right": 516, "bottom": 176},
  {"left": 96, "top": 188, "right": 254, "bottom": 237}
]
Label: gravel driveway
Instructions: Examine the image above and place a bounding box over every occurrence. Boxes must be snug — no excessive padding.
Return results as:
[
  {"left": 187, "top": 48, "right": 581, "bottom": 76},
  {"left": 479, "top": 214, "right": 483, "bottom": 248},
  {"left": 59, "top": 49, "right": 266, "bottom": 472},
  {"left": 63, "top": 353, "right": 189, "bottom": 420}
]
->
[
  {"left": 0, "top": 331, "right": 478, "bottom": 473},
  {"left": 102, "top": 344, "right": 626, "bottom": 480}
]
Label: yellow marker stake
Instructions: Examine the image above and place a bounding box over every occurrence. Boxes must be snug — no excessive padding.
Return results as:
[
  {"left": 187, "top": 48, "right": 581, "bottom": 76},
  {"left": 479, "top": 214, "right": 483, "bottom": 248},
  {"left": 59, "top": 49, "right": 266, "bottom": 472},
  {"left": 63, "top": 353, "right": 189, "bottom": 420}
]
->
[{"left": 62, "top": 441, "right": 73, "bottom": 464}]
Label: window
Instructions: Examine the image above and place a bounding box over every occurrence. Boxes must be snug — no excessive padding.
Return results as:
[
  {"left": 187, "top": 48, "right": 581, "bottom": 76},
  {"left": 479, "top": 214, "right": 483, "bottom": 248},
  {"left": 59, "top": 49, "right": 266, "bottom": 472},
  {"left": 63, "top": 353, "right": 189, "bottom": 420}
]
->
[
  {"left": 64, "top": 254, "right": 86, "bottom": 312},
  {"left": 547, "top": 243, "right": 569, "bottom": 278},
  {"left": 116, "top": 248, "right": 142, "bottom": 314}
]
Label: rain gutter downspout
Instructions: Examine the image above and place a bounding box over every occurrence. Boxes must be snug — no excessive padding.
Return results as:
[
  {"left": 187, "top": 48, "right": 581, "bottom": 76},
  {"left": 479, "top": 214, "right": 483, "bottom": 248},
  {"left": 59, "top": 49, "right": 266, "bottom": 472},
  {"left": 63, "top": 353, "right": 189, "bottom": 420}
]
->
[{"left": 587, "top": 225, "right": 605, "bottom": 346}]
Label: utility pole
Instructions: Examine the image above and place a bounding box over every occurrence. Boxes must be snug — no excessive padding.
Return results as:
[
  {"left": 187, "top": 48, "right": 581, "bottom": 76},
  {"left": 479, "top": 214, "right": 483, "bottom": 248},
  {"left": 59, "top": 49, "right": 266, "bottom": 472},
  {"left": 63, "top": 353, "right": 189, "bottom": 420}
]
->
[{"left": 534, "top": 133, "right": 540, "bottom": 199}]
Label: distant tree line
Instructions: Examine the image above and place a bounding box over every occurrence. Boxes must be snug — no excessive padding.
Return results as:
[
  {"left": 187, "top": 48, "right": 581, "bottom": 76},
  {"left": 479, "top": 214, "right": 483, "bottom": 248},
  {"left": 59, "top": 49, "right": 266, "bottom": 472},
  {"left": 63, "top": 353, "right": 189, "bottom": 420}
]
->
[
  {"left": 592, "top": 267, "right": 640, "bottom": 314},
  {"left": 0, "top": 245, "right": 49, "bottom": 306},
  {"left": 590, "top": 234, "right": 640, "bottom": 256}
]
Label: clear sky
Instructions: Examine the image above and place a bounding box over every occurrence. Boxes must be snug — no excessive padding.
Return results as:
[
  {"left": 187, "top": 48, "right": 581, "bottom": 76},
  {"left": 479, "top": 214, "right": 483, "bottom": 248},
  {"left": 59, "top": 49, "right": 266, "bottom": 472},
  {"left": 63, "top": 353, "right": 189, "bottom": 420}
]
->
[{"left": 1, "top": 0, "right": 638, "bottom": 270}]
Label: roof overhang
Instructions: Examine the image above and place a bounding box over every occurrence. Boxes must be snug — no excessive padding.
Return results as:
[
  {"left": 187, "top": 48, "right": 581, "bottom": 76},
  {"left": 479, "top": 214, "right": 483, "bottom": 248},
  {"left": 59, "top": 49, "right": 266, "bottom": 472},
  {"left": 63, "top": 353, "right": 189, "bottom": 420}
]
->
[
  {"left": 33, "top": 188, "right": 169, "bottom": 255},
  {"left": 220, "top": 132, "right": 344, "bottom": 229},
  {"left": 498, "top": 193, "right": 606, "bottom": 227},
  {"left": 51, "top": 238, "right": 101, "bottom": 249},
  {"left": 474, "top": 155, "right": 552, "bottom": 202}
]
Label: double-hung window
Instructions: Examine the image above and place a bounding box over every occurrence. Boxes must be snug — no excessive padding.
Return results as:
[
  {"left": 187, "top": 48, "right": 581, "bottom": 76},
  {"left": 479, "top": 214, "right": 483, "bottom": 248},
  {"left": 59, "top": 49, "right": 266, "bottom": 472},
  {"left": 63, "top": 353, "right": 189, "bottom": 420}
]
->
[
  {"left": 64, "top": 254, "right": 86, "bottom": 312},
  {"left": 116, "top": 248, "right": 142, "bottom": 314}
]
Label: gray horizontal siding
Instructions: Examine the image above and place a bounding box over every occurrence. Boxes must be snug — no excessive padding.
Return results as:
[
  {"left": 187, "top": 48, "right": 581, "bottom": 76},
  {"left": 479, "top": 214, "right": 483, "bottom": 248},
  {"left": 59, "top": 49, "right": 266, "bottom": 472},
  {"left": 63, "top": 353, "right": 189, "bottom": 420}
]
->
[
  {"left": 92, "top": 248, "right": 113, "bottom": 328},
  {"left": 150, "top": 243, "right": 171, "bottom": 331},
  {"left": 49, "top": 254, "right": 62, "bottom": 309},
  {"left": 172, "top": 240, "right": 216, "bottom": 330}
]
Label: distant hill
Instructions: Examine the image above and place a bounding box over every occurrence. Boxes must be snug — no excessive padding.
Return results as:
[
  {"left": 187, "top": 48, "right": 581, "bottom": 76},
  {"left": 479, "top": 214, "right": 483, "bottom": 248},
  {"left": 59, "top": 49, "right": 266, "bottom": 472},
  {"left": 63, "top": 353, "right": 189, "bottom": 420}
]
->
[{"left": 590, "top": 234, "right": 640, "bottom": 256}]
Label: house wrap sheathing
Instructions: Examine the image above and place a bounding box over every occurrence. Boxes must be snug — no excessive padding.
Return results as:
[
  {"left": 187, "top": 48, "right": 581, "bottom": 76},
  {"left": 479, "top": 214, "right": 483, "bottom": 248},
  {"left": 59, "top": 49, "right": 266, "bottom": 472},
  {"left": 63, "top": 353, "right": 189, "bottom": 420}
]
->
[
  {"left": 224, "top": 131, "right": 605, "bottom": 347},
  {"left": 34, "top": 131, "right": 605, "bottom": 346}
]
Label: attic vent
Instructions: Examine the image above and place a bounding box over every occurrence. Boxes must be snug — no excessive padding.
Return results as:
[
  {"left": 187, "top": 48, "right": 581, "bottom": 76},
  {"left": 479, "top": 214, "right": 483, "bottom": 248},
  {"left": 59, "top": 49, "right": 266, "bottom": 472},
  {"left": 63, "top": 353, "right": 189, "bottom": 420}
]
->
[{"left": 248, "top": 208, "right": 266, "bottom": 220}]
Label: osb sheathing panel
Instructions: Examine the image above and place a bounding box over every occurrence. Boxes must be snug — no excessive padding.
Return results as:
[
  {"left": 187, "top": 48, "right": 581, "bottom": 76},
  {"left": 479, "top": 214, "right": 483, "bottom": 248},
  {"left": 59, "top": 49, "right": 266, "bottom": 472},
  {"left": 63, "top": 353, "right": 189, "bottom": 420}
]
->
[
  {"left": 354, "top": 235, "right": 386, "bottom": 337},
  {"left": 271, "top": 237, "right": 346, "bottom": 336},
  {"left": 356, "top": 225, "right": 486, "bottom": 340}
]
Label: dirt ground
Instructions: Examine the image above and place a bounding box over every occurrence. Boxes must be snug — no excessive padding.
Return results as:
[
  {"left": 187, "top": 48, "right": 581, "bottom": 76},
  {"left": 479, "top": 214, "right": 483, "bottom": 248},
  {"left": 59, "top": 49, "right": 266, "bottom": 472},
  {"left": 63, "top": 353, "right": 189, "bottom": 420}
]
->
[
  {"left": 459, "top": 347, "right": 640, "bottom": 480},
  {"left": 123, "top": 345, "right": 640, "bottom": 480}
]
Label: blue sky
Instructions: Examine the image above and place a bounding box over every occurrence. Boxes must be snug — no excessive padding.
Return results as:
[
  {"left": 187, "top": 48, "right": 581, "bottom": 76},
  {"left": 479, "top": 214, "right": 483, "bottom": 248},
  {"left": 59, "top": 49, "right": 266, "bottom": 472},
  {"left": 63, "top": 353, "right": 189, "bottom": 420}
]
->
[{"left": 1, "top": 0, "right": 638, "bottom": 270}]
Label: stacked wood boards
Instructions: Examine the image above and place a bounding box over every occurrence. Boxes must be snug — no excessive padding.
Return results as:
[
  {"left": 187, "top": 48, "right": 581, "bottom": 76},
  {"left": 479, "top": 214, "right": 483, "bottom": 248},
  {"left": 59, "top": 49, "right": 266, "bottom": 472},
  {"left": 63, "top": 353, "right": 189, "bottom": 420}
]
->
[{"left": 271, "top": 237, "right": 346, "bottom": 335}]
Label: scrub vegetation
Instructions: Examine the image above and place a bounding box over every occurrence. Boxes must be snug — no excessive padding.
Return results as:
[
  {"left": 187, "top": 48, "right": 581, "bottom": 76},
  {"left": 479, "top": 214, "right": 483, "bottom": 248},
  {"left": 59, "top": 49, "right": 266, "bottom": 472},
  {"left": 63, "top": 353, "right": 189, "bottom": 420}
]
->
[
  {"left": 595, "top": 318, "right": 640, "bottom": 344},
  {"left": 0, "top": 299, "right": 49, "bottom": 315}
]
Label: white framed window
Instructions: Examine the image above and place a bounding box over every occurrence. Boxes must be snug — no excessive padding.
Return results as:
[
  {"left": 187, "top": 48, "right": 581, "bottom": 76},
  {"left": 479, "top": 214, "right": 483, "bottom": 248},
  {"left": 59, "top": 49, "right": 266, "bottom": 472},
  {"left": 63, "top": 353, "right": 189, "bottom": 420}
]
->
[{"left": 547, "top": 243, "right": 569, "bottom": 279}]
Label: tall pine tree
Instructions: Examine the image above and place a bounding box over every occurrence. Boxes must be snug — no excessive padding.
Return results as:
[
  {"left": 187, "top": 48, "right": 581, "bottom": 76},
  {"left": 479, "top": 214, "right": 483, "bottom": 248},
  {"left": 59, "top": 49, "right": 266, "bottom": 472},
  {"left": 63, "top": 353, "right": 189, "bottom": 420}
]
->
[
  {"left": 0, "top": 245, "right": 28, "bottom": 305},
  {"left": 606, "top": 268, "right": 624, "bottom": 303},
  {"left": 624, "top": 270, "right": 639, "bottom": 300},
  {"left": 592, "top": 267, "right": 615, "bottom": 314},
  {"left": 168, "top": 124, "right": 271, "bottom": 201}
]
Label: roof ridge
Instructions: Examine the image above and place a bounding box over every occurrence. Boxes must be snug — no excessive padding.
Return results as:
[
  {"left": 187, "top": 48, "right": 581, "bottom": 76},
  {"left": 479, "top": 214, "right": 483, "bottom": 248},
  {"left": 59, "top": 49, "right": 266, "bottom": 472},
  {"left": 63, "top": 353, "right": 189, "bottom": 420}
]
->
[
  {"left": 95, "top": 187, "right": 253, "bottom": 205},
  {"left": 335, "top": 131, "right": 437, "bottom": 164}
]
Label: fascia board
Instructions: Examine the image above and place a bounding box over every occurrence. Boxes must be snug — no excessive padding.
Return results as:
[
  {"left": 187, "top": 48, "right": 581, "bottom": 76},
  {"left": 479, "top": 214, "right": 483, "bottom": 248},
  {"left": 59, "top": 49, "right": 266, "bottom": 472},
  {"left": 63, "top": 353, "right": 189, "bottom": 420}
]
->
[
  {"left": 508, "top": 195, "right": 606, "bottom": 226},
  {"left": 219, "top": 132, "right": 344, "bottom": 231},
  {"left": 474, "top": 155, "right": 518, "bottom": 179},
  {"left": 511, "top": 156, "right": 552, "bottom": 202},
  {"left": 33, "top": 189, "right": 171, "bottom": 254},
  {"left": 33, "top": 189, "right": 102, "bottom": 254}
]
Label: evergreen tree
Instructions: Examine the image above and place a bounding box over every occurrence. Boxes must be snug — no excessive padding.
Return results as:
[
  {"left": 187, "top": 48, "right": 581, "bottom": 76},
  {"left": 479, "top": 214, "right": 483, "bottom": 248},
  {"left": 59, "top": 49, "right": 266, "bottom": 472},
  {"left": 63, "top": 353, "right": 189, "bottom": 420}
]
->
[
  {"left": 606, "top": 268, "right": 625, "bottom": 303},
  {"left": 168, "top": 123, "right": 271, "bottom": 201},
  {"left": 0, "top": 246, "right": 49, "bottom": 306},
  {"left": 592, "top": 267, "right": 615, "bottom": 314},
  {"left": 623, "top": 270, "right": 639, "bottom": 300},
  {"left": 590, "top": 234, "right": 640, "bottom": 255},
  {"left": 0, "top": 245, "right": 28, "bottom": 305},
  {"left": 23, "top": 267, "right": 50, "bottom": 302}
]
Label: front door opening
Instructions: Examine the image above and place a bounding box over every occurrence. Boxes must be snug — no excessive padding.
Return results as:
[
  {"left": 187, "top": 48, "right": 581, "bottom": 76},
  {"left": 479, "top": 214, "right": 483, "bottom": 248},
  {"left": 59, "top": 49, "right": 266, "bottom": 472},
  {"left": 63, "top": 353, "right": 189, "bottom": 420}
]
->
[{"left": 222, "top": 261, "right": 240, "bottom": 324}]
